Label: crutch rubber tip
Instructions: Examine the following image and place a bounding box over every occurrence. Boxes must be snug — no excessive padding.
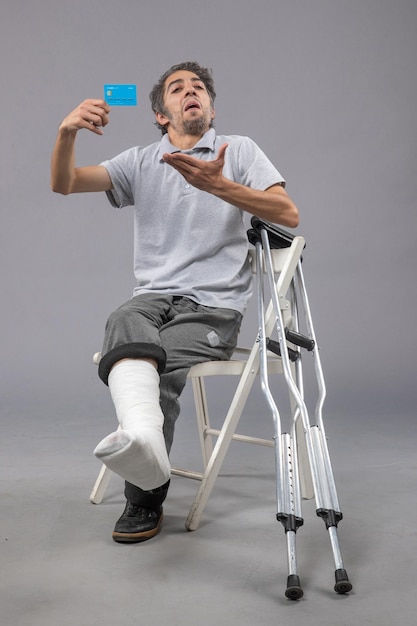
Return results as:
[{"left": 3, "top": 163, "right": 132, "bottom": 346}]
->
[
  {"left": 334, "top": 568, "right": 352, "bottom": 594},
  {"left": 285, "top": 575, "right": 303, "bottom": 600}
]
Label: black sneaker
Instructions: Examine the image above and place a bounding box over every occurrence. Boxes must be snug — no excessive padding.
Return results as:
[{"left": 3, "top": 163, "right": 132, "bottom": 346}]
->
[{"left": 112, "top": 502, "right": 163, "bottom": 543}]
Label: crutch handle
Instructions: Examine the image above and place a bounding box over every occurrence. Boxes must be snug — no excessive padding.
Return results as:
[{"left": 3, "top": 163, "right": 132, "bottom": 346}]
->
[
  {"left": 266, "top": 338, "right": 299, "bottom": 362},
  {"left": 285, "top": 328, "right": 315, "bottom": 351}
]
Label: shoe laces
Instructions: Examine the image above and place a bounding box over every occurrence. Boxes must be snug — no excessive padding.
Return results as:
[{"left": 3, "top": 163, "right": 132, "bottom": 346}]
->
[{"left": 124, "top": 502, "right": 159, "bottom": 519}]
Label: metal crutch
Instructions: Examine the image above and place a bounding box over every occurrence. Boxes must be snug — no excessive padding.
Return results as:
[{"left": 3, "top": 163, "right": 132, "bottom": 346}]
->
[
  {"left": 250, "top": 218, "right": 352, "bottom": 599},
  {"left": 254, "top": 235, "right": 304, "bottom": 600},
  {"left": 293, "top": 257, "right": 352, "bottom": 595}
]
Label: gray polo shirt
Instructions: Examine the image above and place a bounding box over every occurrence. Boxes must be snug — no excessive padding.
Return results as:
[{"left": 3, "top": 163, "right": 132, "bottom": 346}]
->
[{"left": 101, "top": 128, "right": 285, "bottom": 314}]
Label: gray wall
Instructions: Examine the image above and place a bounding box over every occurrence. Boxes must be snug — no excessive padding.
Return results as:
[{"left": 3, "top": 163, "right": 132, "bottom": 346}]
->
[{"left": 1, "top": 0, "right": 416, "bottom": 425}]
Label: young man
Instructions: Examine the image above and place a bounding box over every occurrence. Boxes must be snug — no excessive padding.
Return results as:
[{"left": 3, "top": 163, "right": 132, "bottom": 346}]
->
[{"left": 51, "top": 61, "right": 299, "bottom": 543}]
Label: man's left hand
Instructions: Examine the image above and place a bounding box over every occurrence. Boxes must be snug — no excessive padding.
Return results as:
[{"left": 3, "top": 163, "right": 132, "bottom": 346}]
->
[{"left": 162, "top": 143, "right": 228, "bottom": 193}]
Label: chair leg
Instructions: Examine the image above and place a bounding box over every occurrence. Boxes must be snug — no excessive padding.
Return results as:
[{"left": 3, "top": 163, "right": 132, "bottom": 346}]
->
[
  {"left": 185, "top": 356, "right": 260, "bottom": 531},
  {"left": 191, "top": 376, "right": 214, "bottom": 467},
  {"left": 90, "top": 464, "right": 113, "bottom": 504}
]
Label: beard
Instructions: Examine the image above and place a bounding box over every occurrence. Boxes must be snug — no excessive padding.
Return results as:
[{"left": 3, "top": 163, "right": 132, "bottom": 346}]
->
[
  {"left": 162, "top": 106, "right": 213, "bottom": 136},
  {"left": 182, "top": 115, "right": 210, "bottom": 136}
]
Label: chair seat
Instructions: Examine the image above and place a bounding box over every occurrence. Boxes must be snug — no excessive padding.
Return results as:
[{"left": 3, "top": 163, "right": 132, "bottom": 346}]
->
[{"left": 188, "top": 353, "right": 283, "bottom": 378}]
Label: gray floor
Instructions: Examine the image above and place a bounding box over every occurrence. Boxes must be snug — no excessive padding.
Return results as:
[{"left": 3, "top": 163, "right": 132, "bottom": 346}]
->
[{"left": 2, "top": 390, "right": 416, "bottom": 626}]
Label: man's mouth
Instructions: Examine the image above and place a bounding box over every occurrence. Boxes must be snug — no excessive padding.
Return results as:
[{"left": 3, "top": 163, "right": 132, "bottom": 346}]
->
[{"left": 184, "top": 100, "right": 201, "bottom": 112}]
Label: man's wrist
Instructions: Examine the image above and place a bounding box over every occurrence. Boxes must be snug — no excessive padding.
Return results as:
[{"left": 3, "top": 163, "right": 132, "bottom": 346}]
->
[{"left": 58, "top": 124, "right": 77, "bottom": 138}]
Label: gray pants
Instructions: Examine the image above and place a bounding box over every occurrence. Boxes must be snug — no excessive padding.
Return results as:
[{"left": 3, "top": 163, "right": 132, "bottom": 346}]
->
[{"left": 98, "top": 294, "right": 242, "bottom": 505}]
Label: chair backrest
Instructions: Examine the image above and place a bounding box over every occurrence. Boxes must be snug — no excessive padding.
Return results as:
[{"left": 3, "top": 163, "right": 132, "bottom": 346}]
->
[{"left": 250, "top": 236, "right": 306, "bottom": 337}]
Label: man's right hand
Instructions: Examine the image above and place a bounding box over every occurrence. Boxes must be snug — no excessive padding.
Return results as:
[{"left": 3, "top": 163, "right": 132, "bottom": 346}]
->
[
  {"left": 59, "top": 99, "right": 111, "bottom": 136},
  {"left": 51, "top": 99, "right": 113, "bottom": 194}
]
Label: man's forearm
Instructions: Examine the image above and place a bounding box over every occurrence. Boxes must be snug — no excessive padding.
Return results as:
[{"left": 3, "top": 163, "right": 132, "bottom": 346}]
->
[
  {"left": 213, "top": 178, "right": 299, "bottom": 228},
  {"left": 51, "top": 128, "right": 78, "bottom": 195}
]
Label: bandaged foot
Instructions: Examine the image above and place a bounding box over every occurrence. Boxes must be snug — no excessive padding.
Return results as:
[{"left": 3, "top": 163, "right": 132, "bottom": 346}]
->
[{"left": 94, "top": 359, "right": 171, "bottom": 491}]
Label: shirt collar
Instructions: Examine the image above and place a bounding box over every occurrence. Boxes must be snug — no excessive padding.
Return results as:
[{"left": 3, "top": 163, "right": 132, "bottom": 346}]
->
[{"left": 158, "top": 128, "right": 216, "bottom": 161}]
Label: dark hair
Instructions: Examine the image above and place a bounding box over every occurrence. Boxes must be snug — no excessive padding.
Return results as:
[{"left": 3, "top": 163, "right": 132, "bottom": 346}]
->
[{"left": 149, "top": 61, "right": 216, "bottom": 135}]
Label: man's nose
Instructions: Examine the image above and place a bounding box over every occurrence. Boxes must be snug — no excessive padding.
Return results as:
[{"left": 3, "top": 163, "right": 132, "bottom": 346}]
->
[{"left": 184, "top": 82, "right": 197, "bottom": 95}]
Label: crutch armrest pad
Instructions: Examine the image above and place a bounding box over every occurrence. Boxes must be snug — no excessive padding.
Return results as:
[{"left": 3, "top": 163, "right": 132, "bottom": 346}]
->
[{"left": 248, "top": 217, "right": 305, "bottom": 250}]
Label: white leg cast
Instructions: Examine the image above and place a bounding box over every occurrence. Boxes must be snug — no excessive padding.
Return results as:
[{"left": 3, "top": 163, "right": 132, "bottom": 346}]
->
[{"left": 93, "top": 359, "right": 171, "bottom": 491}]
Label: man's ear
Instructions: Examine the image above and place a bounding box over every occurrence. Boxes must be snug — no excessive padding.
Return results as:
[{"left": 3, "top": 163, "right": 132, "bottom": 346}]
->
[{"left": 155, "top": 111, "right": 169, "bottom": 128}]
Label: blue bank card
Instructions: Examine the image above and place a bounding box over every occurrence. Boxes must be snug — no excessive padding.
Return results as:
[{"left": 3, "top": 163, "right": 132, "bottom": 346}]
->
[{"left": 104, "top": 84, "right": 137, "bottom": 106}]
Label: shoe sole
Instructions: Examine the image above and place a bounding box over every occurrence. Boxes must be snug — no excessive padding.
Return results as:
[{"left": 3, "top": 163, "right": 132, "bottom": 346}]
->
[{"left": 112, "top": 514, "right": 163, "bottom": 543}]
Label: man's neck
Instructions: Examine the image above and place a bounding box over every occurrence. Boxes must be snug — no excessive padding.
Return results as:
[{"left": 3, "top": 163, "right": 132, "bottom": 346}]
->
[{"left": 166, "top": 129, "right": 206, "bottom": 150}]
